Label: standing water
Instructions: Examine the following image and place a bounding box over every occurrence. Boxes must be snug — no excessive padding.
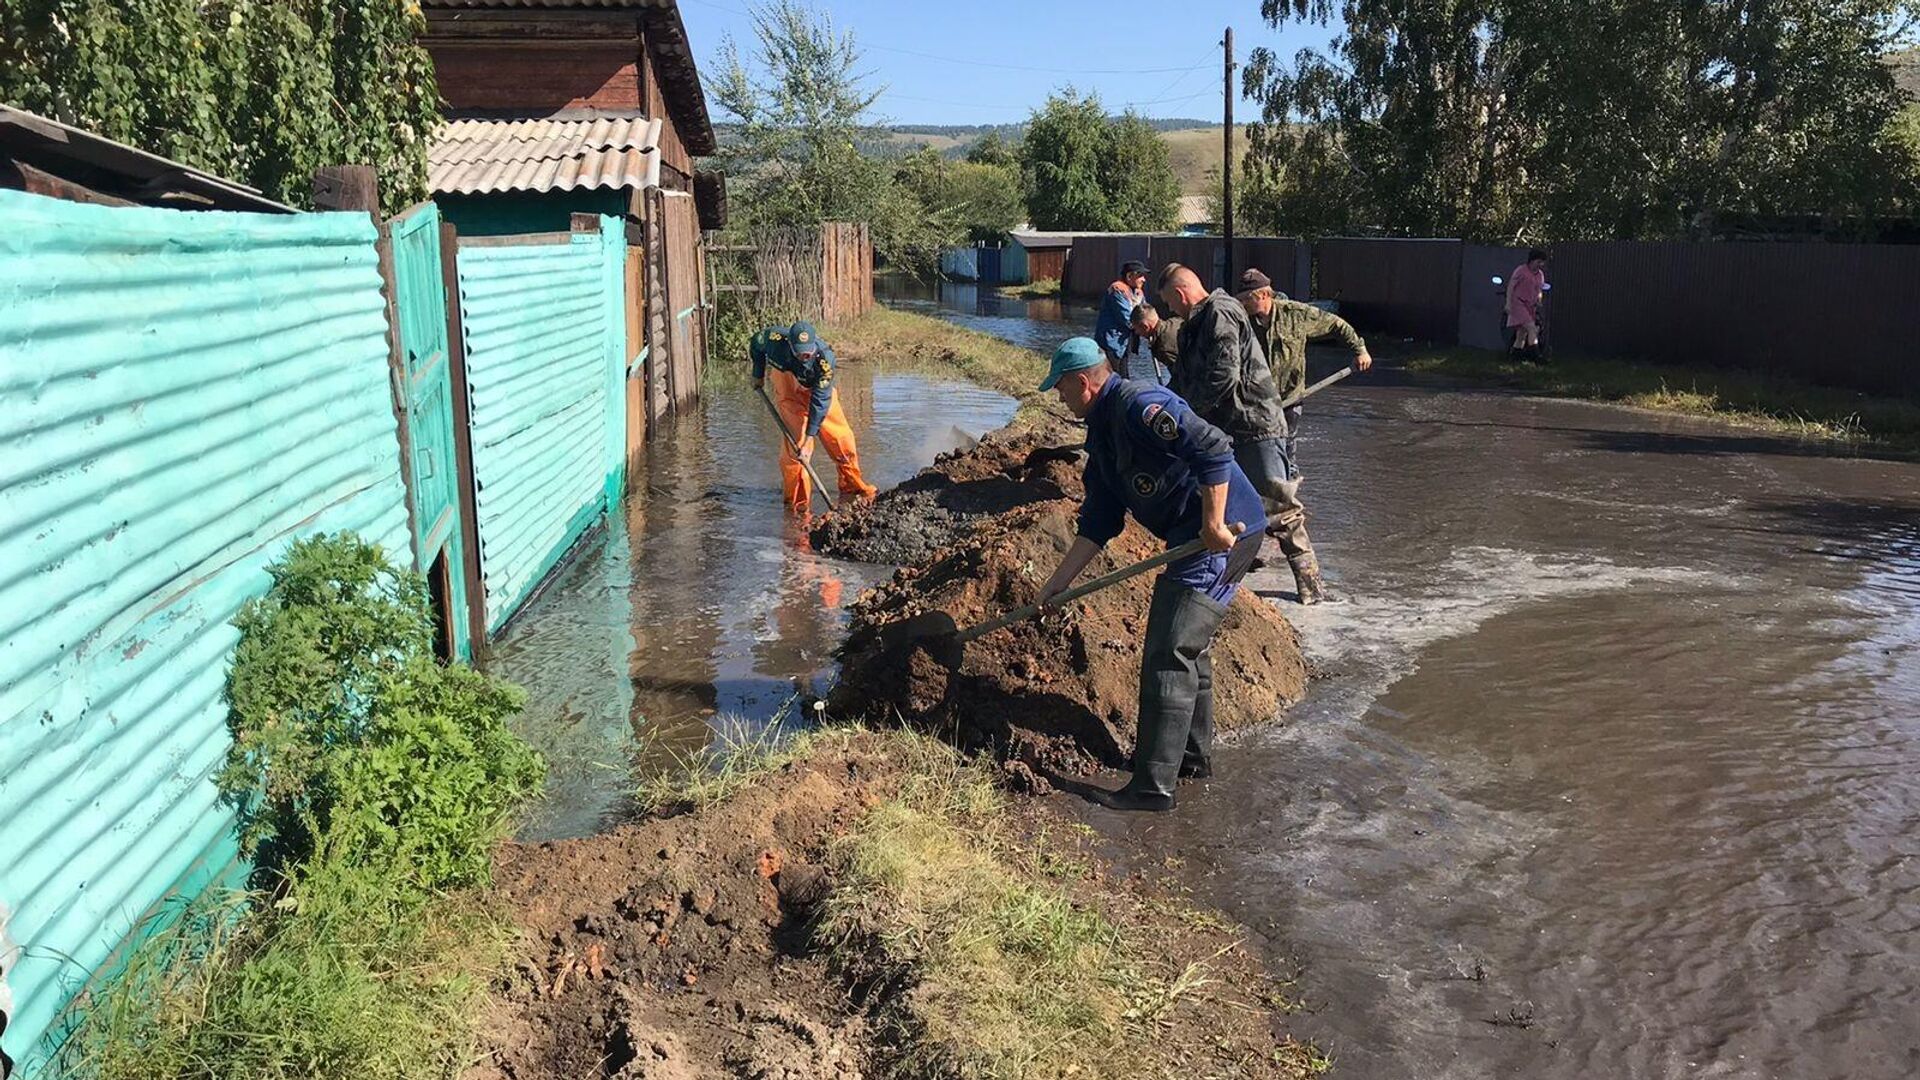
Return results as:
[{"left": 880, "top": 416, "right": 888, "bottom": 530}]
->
[
  {"left": 890, "top": 277, "right": 1920, "bottom": 1079},
  {"left": 490, "top": 359, "right": 1015, "bottom": 840}
]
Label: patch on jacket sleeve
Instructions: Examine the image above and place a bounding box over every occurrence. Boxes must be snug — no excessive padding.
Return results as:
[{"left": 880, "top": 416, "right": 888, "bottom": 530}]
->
[{"left": 1149, "top": 408, "right": 1179, "bottom": 442}]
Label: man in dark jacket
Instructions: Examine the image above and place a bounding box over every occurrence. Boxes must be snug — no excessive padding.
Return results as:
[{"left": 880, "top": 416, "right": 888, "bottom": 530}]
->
[
  {"left": 1036, "top": 337, "right": 1266, "bottom": 811},
  {"left": 1157, "top": 263, "right": 1328, "bottom": 604}
]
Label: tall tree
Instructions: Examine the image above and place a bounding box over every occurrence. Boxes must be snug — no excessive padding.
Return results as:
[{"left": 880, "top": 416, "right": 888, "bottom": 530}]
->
[
  {"left": 1021, "top": 89, "right": 1113, "bottom": 230},
  {"left": 1243, "top": 0, "right": 1920, "bottom": 240},
  {"left": 1020, "top": 90, "right": 1180, "bottom": 231},
  {"left": 706, "top": 0, "right": 953, "bottom": 271}
]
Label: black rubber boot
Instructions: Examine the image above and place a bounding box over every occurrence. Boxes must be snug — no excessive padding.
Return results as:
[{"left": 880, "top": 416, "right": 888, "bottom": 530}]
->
[
  {"left": 1180, "top": 648, "right": 1214, "bottom": 780},
  {"left": 1117, "top": 576, "right": 1230, "bottom": 806}
]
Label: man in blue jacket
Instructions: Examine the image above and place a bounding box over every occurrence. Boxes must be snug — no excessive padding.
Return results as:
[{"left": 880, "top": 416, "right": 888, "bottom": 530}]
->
[
  {"left": 1036, "top": 338, "right": 1267, "bottom": 812},
  {"left": 1093, "top": 259, "right": 1149, "bottom": 363}
]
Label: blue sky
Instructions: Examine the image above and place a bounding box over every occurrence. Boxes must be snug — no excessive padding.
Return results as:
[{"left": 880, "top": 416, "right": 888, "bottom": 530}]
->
[{"left": 676, "top": 0, "right": 1340, "bottom": 127}]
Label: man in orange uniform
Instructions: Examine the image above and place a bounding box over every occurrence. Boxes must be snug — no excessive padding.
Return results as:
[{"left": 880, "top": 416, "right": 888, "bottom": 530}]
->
[{"left": 749, "top": 320, "right": 877, "bottom": 512}]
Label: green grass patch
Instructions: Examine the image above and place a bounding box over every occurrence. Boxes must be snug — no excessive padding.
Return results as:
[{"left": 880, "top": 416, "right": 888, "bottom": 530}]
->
[
  {"left": 996, "top": 277, "right": 1060, "bottom": 300},
  {"left": 826, "top": 306, "right": 1053, "bottom": 424},
  {"left": 63, "top": 535, "right": 544, "bottom": 1080},
  {"left": 1403, "top": 348, "right": 1920, "bottom": 453}
]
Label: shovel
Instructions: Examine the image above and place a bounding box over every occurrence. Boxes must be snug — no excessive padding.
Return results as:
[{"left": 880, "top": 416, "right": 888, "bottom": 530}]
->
[
  {"left": 893, "top": 512, "right": 1284, "bottom": 664},
  {"left": 1280, "top": 365, "right": 1353, "bottom": 409},
  {"left": 757, "top": 384, "right": 836, "bottom": 513}
]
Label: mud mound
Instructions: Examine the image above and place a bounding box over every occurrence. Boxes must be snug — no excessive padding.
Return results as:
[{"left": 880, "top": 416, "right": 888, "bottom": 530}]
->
[
  {"left": 465, "top": 740, "right": 900, "bottom": 1080},
  {"left": 469, "top": 733, "right": 1320, "bottom": 1080},
  {"left": 829, "top": 501, "right": 1307, "bottom": 775},
  {"left": 810, "top": 421, "right": 1086, "bottom": 564}
]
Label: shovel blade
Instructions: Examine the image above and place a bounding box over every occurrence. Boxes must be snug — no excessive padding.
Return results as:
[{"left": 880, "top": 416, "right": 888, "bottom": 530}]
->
[{"left": 885, "top": 609, "right": 965, "bottom": 668}]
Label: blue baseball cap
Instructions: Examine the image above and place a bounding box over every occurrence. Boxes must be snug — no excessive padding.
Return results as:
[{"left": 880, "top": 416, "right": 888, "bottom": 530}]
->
[
  {"left": 1039, "top": 337, "right": 1105, "bottom": 391},
  {"left": 787, "top": 320, "right": 822, "bottom": 356}
]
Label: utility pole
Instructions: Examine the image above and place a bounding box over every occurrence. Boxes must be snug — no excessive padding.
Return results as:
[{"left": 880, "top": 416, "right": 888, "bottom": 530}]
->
[{"left": 1222, "top": 27, "right": 1235, "bottom": 282}]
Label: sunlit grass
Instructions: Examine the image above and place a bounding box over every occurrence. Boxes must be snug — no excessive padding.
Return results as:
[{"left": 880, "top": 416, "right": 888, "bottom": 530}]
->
[{"left": 1403, "top": 348, "right": 1920, "bottom": 453}]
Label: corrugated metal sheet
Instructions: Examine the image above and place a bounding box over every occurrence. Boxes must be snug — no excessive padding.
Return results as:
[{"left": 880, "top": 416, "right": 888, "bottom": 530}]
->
[
  {"left": 1000, "top": 241, "right": 1028, "bottom": 285},
  {"left": 457, "top": 221, "right": 626, "bottom": 633},
  {"left": 1458, "top": 244, "right": 1529, "bottom": 350},
  {"left": 429, "top": 117, "right": 662, "bottom": 197},
  {"left": 1551, "top": 240, "right": 1920, "bottom": 394},
  {"left": 0, "top": 190, "right": 409, "bottom": 1074},
  {"left": 939, "top": 246, "right": 980, "bottom": 282},
  {"left": 1315, "top": 238, "right": 1463, "bottom": 343}
]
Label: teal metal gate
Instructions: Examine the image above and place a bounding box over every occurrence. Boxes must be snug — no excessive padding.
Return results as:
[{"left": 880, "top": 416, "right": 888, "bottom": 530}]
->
[{"left": 386, "top": 203, "right": 473, "bottom": 661}]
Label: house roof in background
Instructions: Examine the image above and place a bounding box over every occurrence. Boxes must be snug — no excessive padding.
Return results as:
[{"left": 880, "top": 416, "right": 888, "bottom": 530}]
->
[
  {"left": 1177, "top": 195, "right": 1212, "bottom": 225},
  {"left": 429, "top": 116, "right": 662, "bottom": 195},
  {"left": 1009, "top": 229, "right": 1099, "bottom": 250},
  {"left": 421, "top": 0, "right": 716, "bottom": 156}
]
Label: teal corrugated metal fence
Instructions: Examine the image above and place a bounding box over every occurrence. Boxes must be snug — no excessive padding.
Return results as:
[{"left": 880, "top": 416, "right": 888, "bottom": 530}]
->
[
  {"left": 0, "top": 190, "right": 411, "bottom": 1074},
  {"left": 456, "top": 219, "right": 626, "bottom": 634}
]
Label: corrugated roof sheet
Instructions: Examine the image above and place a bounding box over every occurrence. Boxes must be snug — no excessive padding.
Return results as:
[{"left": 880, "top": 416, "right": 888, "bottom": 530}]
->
[{"left": 429, "top": 117, "right": 662, "bottom": 196}]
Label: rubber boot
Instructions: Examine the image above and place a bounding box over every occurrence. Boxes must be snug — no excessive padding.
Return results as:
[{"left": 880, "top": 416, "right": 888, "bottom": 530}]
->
[
  {"left": 1102, "top": 576, "right": 1230, "bottom": 811},
  {"left": 1180, "top": 648, "right": 1214, "bottom": 780},
  {"left": 1290, "top": 552, "right": 1332, "bottom": 606}
]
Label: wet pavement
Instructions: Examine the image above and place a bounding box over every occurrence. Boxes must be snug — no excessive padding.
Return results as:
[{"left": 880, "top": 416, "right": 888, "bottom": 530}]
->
[
  {"left": 489, "top": 362, "right": 1015, "bottom": 840},
  {"left": 886, "top": 278, "right": 1920, "bottom": 1080}
]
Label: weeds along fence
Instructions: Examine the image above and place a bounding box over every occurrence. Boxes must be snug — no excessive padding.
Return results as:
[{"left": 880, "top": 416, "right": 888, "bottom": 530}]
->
[
  {"left": 715, "top": 222, "right": 874, "bottom": 328},
  {"left": 1058, "top": 233, "right": 1920, "bottom": 396},
  {"left": 0, "top": 187, "right": 654, "bottom": 1074}
]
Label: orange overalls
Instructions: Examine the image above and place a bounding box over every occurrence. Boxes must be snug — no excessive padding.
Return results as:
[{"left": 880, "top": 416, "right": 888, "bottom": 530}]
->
[{"left": 769, "top": 367, "right": 876, "bottom": 512}]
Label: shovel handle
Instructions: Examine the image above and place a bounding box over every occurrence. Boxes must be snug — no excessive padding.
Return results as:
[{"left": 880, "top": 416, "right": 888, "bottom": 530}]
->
[
  {"left": 1280, "top": 365, "right": 1352, "bottom": 409},
  {"left": 757, "top": 384, "right": 836, "bottom": 512},
  {"left": 955, "top": 512, "right": 1283, "bottom": 643}
]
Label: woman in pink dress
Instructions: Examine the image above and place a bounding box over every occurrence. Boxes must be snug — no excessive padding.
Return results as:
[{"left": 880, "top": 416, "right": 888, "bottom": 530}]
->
[{"left": 1506, "top": 248, "right": 1548, "bottom": 361}]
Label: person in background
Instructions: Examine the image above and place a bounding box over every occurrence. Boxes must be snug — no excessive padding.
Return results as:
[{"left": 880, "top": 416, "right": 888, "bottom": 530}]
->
[
  {"left": 1236, "top": 267, "right": 1371, "bottom": 470},
  {"left": 750, "top": 320, "right": 878, "bottom": 513},
  {"left": 1035, "top": 337, "right": 1266, "bottom": 811},
  {"left": 1094, "top": 259, "right": 1150, "bottom": 364},
  {"left": 1506, "top": 248, "right": 1549, "bottom": 362},
  {"left": 1156, "top": 263, "right": 1331, "bottom": 605},
  {"left": 1127, "top": 303, "right": 1178, "bottom": 385}
]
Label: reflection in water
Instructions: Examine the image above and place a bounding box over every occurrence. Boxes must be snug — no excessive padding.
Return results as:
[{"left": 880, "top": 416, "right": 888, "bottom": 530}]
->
[
  {"left": 894, "top": 283, "right": 1920, "bottom": 1079},
  {"left": 491, "top": 365, "right": 1017, "bottom": 841}
]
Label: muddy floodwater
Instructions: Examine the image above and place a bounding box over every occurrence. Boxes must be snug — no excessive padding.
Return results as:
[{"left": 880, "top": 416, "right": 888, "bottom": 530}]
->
[
  {"left": 884, "top": 277, "right": 1920, "bottom": 1079},
  {"left": 490, "top": 361, "right": 1016, "bottom": 840}
]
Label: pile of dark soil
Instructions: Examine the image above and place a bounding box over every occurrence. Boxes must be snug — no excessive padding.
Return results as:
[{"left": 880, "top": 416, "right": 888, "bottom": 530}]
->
[
  {"left": 828, "top": 500, "right": 1308, "bottom": 776},
  {"left": 464, "top": 734, "right": 1316, "bottom": 1080},
  {"left": 466, "top": 740, "right": 893, "bottom": 1080},
  {"left": 809, "top": 421, "right": 1085, "bottom": 564}
]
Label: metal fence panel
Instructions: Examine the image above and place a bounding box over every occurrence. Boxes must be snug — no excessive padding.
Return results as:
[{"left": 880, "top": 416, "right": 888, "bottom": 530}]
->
[
  {"left": 456, "top": 222, "right": 625, "bottom": 634},
  {"left": 1551, "top": 241, "right": 1920, "bottom": 394},
  {"left": 1152, "top": 236, "right": 1225, "bottom": 290},
  {"left": 1234, "top": 238, "right": 1307, "bottom": 299},
  {"left": 0, "top": 191, "right": 409, "bottom": 1072},
  {"left": 1000, "top": 242, "right": 1029, "bottom": 285},
  {"left": 1064, "top": 236, "right": 1120, "bottom": 298},
  {"left": 938, "top": 246, "right": 978, "bottom": 281},
  {"left": 1316, "top": 238, "right": 1464, "bottom": 342},
  {"left": 1459, "top": 245, "right": 1530, "bottom": 350}
]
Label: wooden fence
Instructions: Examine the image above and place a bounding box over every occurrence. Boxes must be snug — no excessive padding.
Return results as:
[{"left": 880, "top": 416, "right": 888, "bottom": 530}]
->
[{"left": 721, "top": 221, "right": 873, "bottom": 326}]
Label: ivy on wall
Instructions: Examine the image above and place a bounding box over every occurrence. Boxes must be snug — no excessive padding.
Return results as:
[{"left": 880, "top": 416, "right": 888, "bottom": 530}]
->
[{"left": 0, "top": 0, "right": 439, "bottom": 214}]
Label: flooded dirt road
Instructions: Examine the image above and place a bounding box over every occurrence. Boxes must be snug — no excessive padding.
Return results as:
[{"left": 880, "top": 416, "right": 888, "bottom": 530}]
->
[
  {"left": 888, "top": 278, "right": 1920, "bottom": 1079},
  {"left": 489, "top": 360, "right": 1015, "bottom": 840}
]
